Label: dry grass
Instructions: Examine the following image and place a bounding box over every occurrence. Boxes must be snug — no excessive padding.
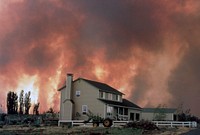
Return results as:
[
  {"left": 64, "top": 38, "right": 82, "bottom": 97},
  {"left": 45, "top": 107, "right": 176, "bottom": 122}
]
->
[{"left": 0, "top": 125, "right": 193, "bottom": 135}]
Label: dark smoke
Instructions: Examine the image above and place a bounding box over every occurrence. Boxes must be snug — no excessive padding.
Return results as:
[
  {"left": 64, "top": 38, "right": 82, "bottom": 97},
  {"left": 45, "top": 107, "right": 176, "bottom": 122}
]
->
[
  {"left": 169, "top": 46, "right": 200, "bottom": 116},
  {"left": 0, "top": 0, "right": 200, "bottom": 117}
]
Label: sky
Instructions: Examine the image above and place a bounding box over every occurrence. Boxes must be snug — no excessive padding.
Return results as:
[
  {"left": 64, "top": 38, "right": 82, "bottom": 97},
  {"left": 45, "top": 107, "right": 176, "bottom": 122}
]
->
[{"left": 0, "top": 0, "right": 200, "bottom": 116}]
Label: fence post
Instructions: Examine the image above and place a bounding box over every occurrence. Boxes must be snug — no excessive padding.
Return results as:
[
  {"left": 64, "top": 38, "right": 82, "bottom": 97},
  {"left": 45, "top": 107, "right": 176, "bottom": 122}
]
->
[
  {"left": 58, "top": 121, "right": 60, "bottom": 126},
  {"left": 193, "top": 122, "right": 197, "bottom": 128}
]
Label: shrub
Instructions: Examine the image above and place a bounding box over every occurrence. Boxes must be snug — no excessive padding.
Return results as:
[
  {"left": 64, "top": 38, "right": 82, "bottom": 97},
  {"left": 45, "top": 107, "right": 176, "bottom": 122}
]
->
[{"left": 126, "top": 120, "right": 159, "bottom": 130}]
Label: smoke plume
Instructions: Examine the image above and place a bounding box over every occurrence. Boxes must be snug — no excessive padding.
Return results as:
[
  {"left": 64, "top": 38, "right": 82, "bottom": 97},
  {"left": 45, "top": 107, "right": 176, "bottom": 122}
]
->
[{"left": 0, "top": 0, "right": 200, "bottom": 116}]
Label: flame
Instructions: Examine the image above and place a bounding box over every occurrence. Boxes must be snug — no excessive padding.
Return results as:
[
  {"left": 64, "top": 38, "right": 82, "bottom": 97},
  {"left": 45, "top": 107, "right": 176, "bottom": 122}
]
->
[
  {"left": 16, "top": 74, "right": 39, "bottom": 104},
  {"left": 45, "top": 65, "right": 62, "bottom": 108},
  {"left": 94, "top": 66, "right": 107, "bottom": 80}
]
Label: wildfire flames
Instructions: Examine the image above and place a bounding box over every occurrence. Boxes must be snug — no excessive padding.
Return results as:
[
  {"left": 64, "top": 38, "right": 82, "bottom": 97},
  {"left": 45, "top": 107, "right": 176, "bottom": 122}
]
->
[{"left": 0, "top": 0, "right": 200, "bottom": 116}]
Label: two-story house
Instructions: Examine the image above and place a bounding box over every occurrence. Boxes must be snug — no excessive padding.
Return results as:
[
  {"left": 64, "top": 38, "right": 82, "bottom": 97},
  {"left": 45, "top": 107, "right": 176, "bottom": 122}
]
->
[{"left": 58, "top": 74, "right": 141, "bottom": 124}]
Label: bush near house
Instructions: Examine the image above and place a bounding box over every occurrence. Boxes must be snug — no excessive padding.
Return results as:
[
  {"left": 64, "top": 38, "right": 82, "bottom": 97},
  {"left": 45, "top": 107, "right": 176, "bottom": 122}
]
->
[{"left": 125, "top": 120, "right": 159, "bottom": 131}]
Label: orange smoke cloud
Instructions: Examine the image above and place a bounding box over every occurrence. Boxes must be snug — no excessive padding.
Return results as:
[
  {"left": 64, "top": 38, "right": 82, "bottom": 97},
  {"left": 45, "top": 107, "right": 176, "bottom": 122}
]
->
[{"left": 0, "top": 0, "right": 200, "bottom": 117}]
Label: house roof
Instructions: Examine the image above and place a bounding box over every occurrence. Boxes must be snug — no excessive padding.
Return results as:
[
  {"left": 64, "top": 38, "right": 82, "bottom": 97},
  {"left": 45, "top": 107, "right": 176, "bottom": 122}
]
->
[
  {"left": 58, "top": 77, "right": 124, "bottom": 95},
  {"left": 142, "top": 108, "right": 177, "bottom": 113},
  {"left": 58, "top": 85, "right": 66, "bottom": 91},
  {"left": 99, "top": 99, "right": 141, "bottom": 109},
  {"left": 81, "top": 78, "right": 124, "bottom": 95}
]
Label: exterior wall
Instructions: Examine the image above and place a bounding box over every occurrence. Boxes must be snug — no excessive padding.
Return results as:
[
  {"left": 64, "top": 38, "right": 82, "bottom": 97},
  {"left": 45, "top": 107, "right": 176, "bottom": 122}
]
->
[
  {"left": 141, "top": 112, "right": 154, "bottom": 121},
  {"left": 72, "top": 79, "right": 105, "bottom": 120},
  {"left": 165, "top": 113, "right": 174, "bottom": 120},
  {"left": 141, "top": 112, "right": 174, "bottom": 121},
  {"left": 62, "top": 101, "right": 73, "bottom": 120}
]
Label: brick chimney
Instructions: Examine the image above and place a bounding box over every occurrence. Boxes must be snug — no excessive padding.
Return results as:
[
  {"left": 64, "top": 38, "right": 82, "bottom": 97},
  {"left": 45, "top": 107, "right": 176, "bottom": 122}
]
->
[{"left": 65, "top": 73, "right": 73, "bottom": 100}]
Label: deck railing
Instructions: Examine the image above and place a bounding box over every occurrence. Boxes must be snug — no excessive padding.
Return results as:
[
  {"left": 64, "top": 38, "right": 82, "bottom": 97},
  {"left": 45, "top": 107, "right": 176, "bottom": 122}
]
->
[{"left": 117, "top": 114, "right": 128, "bottom": 121}]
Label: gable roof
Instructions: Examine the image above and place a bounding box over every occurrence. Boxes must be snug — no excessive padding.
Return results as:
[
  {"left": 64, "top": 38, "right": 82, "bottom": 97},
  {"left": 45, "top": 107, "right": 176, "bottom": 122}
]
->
[
  {"left": 142, "top": 108, "right": 177, "bottom": 113},
  {"left": 58, "top": 85, "right": 66, "bottom": 91},
  {"left": 58, "top": 77, "right": 124, "bottom": 95},
  {"left": 99, "top": 99, "right": 141, "bottom": 109},
  {"left": 81, "top": 78, "right": 124, "bottom": 95}
]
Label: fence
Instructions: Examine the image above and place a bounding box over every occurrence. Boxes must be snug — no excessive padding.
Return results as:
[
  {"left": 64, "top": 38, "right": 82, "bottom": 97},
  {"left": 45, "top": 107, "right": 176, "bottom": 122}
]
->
[
  {"left": 59, "top": 120, "right": 198, "bottom": 128},
  {"left": 58, "top": 120, "right": 129, "bottom": 127},
  {"left": 152, "top": 121, "right": 197, "bottom": 128},
  {"left": 58, "top": 120, "right": 93, "bottom": 127}
]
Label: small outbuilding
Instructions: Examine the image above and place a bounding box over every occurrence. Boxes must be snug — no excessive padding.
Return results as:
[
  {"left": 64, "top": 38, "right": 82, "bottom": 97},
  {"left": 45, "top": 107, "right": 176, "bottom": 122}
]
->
[{"left": 141, "top": 108, "right": 178, "bottom": 121}]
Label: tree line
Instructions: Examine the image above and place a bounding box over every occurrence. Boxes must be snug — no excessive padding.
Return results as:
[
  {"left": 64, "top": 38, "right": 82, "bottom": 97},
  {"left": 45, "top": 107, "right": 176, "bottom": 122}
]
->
[{"left": 7, "top": 90, "right": 40, "bottom": 115}]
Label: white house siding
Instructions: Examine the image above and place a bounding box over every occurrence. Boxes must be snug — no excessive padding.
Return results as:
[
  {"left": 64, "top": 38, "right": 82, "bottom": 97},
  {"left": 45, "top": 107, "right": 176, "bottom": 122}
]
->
[
  {"left": 141, "top": 112, "right": 174, "bottom": 121},
  {"left": 72, "top": 79, "right": 105, "bottom": 120}
]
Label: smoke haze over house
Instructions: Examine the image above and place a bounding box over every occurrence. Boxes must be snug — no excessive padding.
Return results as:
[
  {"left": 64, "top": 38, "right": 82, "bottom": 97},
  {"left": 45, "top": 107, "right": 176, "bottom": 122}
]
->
[{"left": 0, "top": 0, "right": 200, "bottom": 116}]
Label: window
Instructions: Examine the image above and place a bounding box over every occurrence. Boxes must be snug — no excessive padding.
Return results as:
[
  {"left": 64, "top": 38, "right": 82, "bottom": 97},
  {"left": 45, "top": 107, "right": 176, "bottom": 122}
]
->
[
  {"left": 136, "top": 113, "right": 140, "bottom": 121},
  {"left": 112, "top": 94, "right": 118, "bottom": 101},
  {"left": 118, "top": 95, "right": 122, "bottom": 101},
  {"left": 130, "top": 113, "right": 135, "bottom": 121},
  {"left": 105, "top": 93, "right": 108, "bottom": 99},
  {"left": 99, "top": 91, "right": 104, "bottom": 98},
  {"left": 82, "top": 105, "right": 88, "bottom": 114},
  {"left": 107, "top": 106, "right": 113, "bottom": 116},
  {"left": 76, "top": 91, "right": 81, "bottom": 97},
  {"left": 108, "top": 93, "right": 112, "bottom": 100},
  {"left": 116, "top": 95, "right": 119, "bottom": 101},
  {"left": 124, "top": 108, "right": 128, "bottom": 115},
  {"left": 119, "top": 107, "right": 123, "bottom": 115}
]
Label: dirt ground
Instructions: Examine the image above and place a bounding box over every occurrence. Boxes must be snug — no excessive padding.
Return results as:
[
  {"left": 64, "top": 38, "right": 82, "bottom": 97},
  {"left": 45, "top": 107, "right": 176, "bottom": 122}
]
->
[{"left": 0, "top": 125, "right": 193, "bottom": 135}]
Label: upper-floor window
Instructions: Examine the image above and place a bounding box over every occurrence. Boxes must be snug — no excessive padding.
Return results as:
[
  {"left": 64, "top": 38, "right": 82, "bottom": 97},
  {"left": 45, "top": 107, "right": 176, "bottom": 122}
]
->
[
  {"left": 99, "top": 91, "right": 104, "bottom": 98},
  {"left": 118, "top": 95, "right": 122, "bottom": 102},
  {"left": 108, "top": 93, "right": 112, "bottom": 100},
  {"left": 99, "top": 92, "right": 121, "bottom": 101},
  {"left": 76, "top": 91, "right": 81, "bottom": 97},
  {"left": 105, "top": 92, "right": 108, "bottom": 99},
  {"left": 112, "top": 94, "right": 119, "bottom": 101}
]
